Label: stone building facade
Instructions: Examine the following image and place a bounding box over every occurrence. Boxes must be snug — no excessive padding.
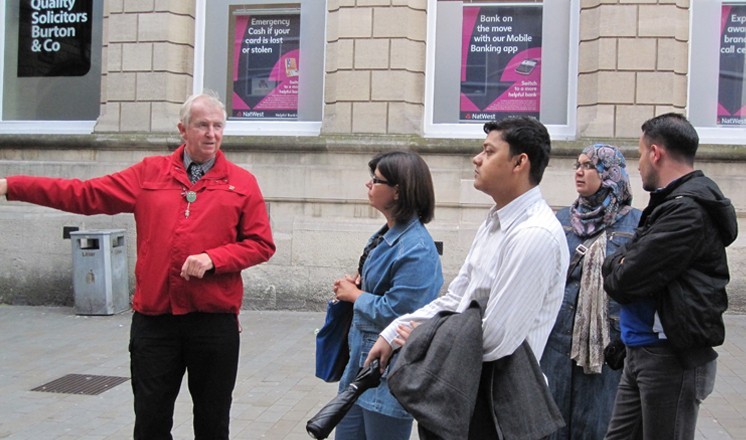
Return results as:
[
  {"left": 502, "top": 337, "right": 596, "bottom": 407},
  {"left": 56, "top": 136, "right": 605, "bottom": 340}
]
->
[{"left": 0, "top": 0, "right": 744, "bottom": 310}]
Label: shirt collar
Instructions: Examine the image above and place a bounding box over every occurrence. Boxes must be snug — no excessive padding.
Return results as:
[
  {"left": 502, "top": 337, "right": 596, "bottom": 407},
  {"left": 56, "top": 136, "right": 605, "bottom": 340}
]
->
[
  {"left": 489, "top": 186, "right": 543, "bottom": 231},
  {"left": 183, "top": 150, "right": 216, "bottom": 174}
]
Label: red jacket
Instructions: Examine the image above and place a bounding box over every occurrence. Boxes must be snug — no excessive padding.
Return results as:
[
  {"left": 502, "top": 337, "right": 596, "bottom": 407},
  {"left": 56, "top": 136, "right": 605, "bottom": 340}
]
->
[{"left": 7, "top": 145, "right": 276, "bottom": 315}]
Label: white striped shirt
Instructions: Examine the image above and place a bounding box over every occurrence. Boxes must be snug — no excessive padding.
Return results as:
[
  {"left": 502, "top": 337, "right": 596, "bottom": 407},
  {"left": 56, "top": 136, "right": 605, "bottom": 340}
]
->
[{"left": 381, "top": 186, "right": 569, "bottom": 361}]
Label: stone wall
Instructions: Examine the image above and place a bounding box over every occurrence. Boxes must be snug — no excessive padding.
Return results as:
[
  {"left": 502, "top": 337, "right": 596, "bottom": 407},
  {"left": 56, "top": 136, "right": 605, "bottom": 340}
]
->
[
  {"left": 324, "top": 0, "right": 427, "bottom": 134},
  {"left": 577, "top": 0, "right": 690, "bottom": 137}
]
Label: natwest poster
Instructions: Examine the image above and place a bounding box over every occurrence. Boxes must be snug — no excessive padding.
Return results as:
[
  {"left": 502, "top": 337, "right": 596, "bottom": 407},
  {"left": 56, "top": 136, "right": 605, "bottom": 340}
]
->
[
  {"left": 230, "top": 8, "right": 300, "bottom": 119},
  {"left": 460, "top": 5, "right": 542, "bottom": 122},
  {"left": 718, "top": 3, "right": 746, "bottom": 126}
]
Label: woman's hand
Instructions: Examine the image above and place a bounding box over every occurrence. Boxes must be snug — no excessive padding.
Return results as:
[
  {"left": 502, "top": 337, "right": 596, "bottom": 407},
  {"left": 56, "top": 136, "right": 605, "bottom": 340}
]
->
[{"left": 333, "top": 275, "right": 362, "bottom": 303}]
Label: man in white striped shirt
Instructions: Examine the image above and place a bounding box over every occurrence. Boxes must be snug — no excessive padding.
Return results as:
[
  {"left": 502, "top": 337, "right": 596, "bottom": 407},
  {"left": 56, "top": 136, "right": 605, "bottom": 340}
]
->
[{"left": 366, "top": 117, "right": 569, "bottom": 436}]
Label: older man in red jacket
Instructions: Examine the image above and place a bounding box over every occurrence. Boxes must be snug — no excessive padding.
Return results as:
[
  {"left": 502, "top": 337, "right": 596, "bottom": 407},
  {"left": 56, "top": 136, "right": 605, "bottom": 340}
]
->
[{"left": 0, "top": 91, "right": 276, "bottom": 439}]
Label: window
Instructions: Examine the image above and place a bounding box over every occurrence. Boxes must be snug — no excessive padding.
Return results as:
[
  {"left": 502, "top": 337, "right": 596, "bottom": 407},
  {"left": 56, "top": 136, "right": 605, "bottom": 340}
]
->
[
  {"left": 0, "top": 0, "right": 102, "bottom": 134},
  {"left": 424, "top": 0, "right": 579, "bottom": 139},
  {"left": 690, "top": 0, "right": 746, "bottom": 144},
  {"left": 195, "top": 0, "right": 325, "bottom": 136}
]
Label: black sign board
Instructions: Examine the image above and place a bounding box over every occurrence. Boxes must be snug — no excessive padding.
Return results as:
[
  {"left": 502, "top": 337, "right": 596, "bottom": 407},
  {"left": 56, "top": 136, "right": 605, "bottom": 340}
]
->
[{"left": 17, "top": 0, "right": 93, "bottom": 77}]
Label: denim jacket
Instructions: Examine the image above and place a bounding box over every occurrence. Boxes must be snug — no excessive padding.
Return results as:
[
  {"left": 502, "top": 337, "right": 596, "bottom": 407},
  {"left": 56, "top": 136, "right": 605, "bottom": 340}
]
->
[
  {"left": 551, "top": 207, "right": 641, "bottom": 339},
  {"left": 339, "top": 217, "right": 443, "bottom": 419}
]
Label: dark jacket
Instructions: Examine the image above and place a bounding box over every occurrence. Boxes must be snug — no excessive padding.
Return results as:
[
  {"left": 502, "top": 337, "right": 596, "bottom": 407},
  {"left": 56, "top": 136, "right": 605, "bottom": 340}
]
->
[
  {"left": 388, "top": 299, "right": 564, "bottom": 440},
  {"left": 603, "top": 171, "right": 738, "bottom": 368}
]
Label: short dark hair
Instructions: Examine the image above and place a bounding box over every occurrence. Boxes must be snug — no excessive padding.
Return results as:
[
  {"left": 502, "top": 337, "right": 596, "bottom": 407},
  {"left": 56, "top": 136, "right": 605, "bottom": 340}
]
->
[
  {"left": 369, "top": 151, "right": 435, "bottom": 224},
  {"left": 483, "top": 117, "right": 551, "bottom": 185},
  {"left": 640, "top": 112, "right": 698, "bottom": 164}
]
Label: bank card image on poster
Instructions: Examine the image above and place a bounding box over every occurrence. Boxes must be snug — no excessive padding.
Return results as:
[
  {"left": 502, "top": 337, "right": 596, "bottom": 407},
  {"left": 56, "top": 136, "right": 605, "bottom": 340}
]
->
[
  {"left": 460, "top": 4, "right": 542, "bottom": 122},
  {"left": 229, "top": 7, "right": 300, "bottom": 120},
  {"left": 718, "top": 3, "right": 746, "bottom": 126}
]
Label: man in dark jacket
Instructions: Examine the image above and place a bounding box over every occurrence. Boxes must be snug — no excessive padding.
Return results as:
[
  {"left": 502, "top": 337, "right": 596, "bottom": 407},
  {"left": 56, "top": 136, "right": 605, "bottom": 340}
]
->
[{"left": 602, "top": 113, "right": 738, "bottom": 440}]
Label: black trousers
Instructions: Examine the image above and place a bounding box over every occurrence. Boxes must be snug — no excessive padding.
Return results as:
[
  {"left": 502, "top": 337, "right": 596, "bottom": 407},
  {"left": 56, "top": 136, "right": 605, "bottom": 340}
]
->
[
  {"left": 468, "top": 361, "right": 502, "bottom": 440},
  {"left": 129, "top": 312, "right": 240, "bottom": 440}
]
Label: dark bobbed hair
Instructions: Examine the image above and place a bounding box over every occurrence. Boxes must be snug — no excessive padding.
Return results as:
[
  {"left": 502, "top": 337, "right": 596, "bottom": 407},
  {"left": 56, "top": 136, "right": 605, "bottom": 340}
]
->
[
  {"left": 483, "top": 116, "right": 551, "bottom": 185},
  {"left": 368, "top": 151, "right": 435, "bottom": 224},
  {"left": 640, "top": 112, "right": 698, "bottom": 165}
]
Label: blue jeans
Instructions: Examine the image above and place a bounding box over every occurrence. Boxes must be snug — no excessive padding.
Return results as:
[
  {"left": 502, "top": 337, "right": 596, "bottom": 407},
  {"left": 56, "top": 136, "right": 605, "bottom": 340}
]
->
[
  {"left": 129, "top": 312, "right": 240, "bottom": 440},
  {"left": 334, "top": 403, "right": 413, "bottom": 440},
  {"left": 604, "top": 344, "right": 716, "bottom": 440}
]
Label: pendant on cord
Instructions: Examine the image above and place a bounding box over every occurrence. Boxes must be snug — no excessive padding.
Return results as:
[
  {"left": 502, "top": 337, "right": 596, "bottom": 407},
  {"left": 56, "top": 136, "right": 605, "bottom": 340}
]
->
[{"left": 183, "top": 190, "right": 198, "bottom": 218}]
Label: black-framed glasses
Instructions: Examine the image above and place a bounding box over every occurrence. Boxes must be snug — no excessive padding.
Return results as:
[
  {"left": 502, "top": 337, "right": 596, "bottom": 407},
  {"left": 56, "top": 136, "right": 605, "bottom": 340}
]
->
[
  {"left": 370, "top": 176, "right": 395, "bottom": 186},
  {"left": 573, "top": 161, "right": 595, "bottom": 171}
]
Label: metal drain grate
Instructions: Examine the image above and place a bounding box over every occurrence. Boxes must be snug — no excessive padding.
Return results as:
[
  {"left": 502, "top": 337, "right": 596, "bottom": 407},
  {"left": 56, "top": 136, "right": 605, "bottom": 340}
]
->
[{"left": 31, "top": 374, "right": 129, "bottom": 395}]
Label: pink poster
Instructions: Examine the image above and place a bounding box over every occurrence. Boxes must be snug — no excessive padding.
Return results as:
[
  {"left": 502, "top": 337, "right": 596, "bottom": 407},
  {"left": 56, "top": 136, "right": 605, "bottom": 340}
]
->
[
  {"left": 460, "top": 5, "right": 542, "bottom": 122},
  {"left": 230, "top": 11, "right": 300, "bottom": 119},
  {"left": 718, "top": 4, "right": 746, "bottom": 125}
]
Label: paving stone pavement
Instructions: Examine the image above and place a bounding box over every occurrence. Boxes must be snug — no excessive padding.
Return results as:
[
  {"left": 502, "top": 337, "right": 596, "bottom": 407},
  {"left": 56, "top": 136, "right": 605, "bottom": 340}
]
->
[{"left": 0, "top": 305, "right": 744, "bottom": 439}]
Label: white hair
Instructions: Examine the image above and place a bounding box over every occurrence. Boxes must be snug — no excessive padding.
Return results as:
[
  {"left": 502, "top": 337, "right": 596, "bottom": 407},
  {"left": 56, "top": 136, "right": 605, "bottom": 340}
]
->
[{"left": 179, "top": 90, "right": 227, "bottom": 126}]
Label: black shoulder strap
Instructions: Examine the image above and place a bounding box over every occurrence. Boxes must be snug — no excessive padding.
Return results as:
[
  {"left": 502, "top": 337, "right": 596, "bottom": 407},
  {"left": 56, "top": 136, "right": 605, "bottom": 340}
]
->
[{"left": 566, "top": 232, "right": 604, "bottom": 282}]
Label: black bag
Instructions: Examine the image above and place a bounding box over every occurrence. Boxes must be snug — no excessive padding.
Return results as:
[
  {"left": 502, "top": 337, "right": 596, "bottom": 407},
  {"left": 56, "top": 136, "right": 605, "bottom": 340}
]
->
[
  {"left": 603, "top": 337, "right": 626, "bottom": 370},
  {"left": 314, "top": 299, "right": 353, "bottom": 382}
]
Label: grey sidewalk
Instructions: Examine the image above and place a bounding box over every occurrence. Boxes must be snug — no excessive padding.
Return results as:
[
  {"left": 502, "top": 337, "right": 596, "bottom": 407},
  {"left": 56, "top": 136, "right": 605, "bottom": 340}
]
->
[{"left": 0, "top": 305, "right": 744, "bottom": 439}]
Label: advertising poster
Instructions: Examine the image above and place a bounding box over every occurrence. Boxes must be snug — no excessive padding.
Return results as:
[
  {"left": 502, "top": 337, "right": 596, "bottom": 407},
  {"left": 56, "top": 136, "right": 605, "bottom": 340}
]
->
[
  {"left": 230, "top": 8, "right": 300, "bottom": 119},
  {"left": 718, "top": 3, "right": 746, "bottom": 126},
  {"left": 17, "top": 0, "right": 93, "bottom": 77},
  {"left": 460, "top": 5, "right": 542, "bottom": 122}
]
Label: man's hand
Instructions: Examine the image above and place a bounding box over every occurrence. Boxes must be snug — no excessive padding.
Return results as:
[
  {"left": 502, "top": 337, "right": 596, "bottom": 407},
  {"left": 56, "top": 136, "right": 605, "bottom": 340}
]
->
[
  {"left": 365, "top": 336, "right": 394, "bottom": 373},
  {"left": 180, "top": 253, "right": 214, "bottom": 280},
  {"left": 0, "top": 179, "right": 7, "bottom": 197},
  {"left": 393, "top": 321, "right": 418, "bottom": 347}
]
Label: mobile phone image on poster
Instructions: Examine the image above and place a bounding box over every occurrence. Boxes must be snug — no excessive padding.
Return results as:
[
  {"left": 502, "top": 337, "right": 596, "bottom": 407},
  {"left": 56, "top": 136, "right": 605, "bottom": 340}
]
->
[
  {"left": 718, "top": 3, "right": 746, "bottom": 126},
  {"left": 460, "top": 5, "right": 542, "bottom": 122},
  {"left": 230, "top": 8, "right": 300, "bottom": 119}
]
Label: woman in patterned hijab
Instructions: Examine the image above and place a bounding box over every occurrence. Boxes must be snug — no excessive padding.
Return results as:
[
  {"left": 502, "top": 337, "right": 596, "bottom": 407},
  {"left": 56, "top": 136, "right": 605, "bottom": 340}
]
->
[
  {"left": 569, "top": 144, "right": 634, "bottom": 238},
  {"left": 540, "top": 144, "right": 641, "bottom": 440}
]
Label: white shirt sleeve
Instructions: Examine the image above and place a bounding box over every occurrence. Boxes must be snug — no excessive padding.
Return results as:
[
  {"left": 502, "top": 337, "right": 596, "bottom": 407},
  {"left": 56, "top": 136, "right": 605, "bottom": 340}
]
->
[
  {"left": 480, "top": 224, "right": 566, "bottom": 360},
  {"left": 379, "top": 253, "right": 474, "bottom": 348},
  {"left": 379, "top": 222, "right": 483, "bottom": 347}
]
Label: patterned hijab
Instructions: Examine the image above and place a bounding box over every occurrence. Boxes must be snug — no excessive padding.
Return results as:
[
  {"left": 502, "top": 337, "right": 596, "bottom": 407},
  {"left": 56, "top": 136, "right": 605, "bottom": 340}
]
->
[{"left": 569, "top": 144, "right": 633, "bottom": 238}]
